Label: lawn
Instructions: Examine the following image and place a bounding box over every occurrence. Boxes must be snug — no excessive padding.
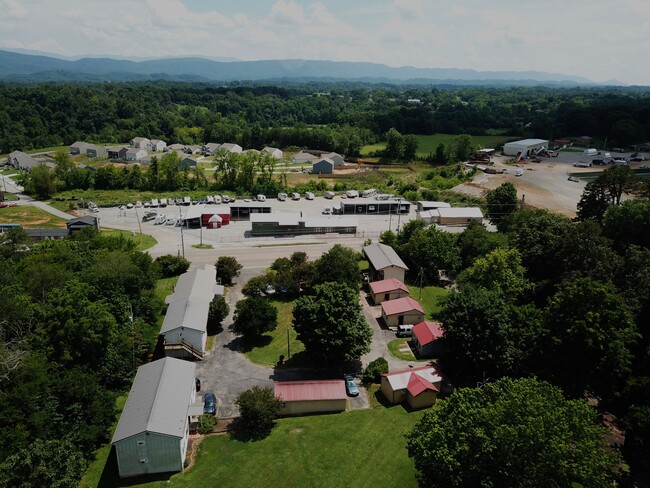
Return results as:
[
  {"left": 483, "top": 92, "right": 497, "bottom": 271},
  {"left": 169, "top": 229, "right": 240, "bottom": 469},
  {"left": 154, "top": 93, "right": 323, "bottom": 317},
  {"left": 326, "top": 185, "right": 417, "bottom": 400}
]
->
[
  {"left": 406, "top": 285, "right": 448, "bottom": 319},
  {"left": 361, "top": 133, "right": 512, "bottom": 158},
  {"left": 243, "top": 299, "right": 304, "bottom": 366},
  {"left": 0, "top": 205, "right": 67, "bottom": 228},
  {"left": 102, "top": 405, "right": 423, "bottom": 488},
  {"left": 101, "top": 229, "right": 157, "bottom": 251},
  {"left": 388, "top": 338, "right": 430, "bottom": 362}
]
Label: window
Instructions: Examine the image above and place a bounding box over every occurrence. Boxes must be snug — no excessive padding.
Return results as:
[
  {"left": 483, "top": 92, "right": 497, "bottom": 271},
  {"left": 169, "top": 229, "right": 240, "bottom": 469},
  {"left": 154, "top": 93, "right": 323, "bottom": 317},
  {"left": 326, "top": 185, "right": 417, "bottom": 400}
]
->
[{"left": 137, "top": 440, "right": 145, "bottom": 446}]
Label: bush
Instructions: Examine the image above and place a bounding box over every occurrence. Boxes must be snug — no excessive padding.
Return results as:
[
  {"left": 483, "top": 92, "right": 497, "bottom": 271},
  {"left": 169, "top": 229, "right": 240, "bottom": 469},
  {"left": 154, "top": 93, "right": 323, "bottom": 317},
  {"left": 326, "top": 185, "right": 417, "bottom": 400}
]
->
[
  {"left": 155, "top": 254, "right": 191, "bottom": 278},
  {"left": 198, "top": 414, "right": 217, "bottom": 434},
  {"left": 362, "top": 357, "right": 389, "bottom": 384},
  {"left": 215, "top": 256, "right": 243, "bottom": 285},
  {"left": 235, "top": 386, "right": 283, "bottom": 438},
  {"left": 208, "top": 295, "right": 229, "bottom": 334}
]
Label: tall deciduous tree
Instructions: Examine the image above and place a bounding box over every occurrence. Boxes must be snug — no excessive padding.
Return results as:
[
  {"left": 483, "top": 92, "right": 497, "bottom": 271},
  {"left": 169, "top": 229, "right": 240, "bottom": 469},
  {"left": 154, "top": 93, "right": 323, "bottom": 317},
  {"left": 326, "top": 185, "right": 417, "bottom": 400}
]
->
[
  {"left": 486, "top": 182, "right": 518, "bottom": 228},
  {"left": 603, "top": 198, "right": 650, "bottom": 250},
  {"left": 215, "top": 256, "right": 242, "bottom": 286},
  {"left": 576, "top": 179, "right": 611, "bottom": 223},
  {"left": 312, "top": 244, "right": 360, "bottom": 289},
  {"left": 235, "top": 386, "right": 283, "bottom": 438},
  {"left": 406, "top": 377, "right": 621, "bottom": 488},
  {"left": 293, "top": 282, "right": 372, "bottom": 365},
  {"left": 543, "top": 277, "right": 638, "bottom": 398},
  {"left": 232, "top": 296, "right": 277, "bottom": 340}
]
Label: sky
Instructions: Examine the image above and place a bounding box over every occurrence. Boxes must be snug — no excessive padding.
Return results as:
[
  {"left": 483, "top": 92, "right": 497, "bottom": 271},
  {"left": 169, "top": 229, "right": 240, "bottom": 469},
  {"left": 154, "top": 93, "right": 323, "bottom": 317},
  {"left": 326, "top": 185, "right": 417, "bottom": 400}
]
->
[{"left": 0, "top": 0, "right": 648, "bottom": 85}]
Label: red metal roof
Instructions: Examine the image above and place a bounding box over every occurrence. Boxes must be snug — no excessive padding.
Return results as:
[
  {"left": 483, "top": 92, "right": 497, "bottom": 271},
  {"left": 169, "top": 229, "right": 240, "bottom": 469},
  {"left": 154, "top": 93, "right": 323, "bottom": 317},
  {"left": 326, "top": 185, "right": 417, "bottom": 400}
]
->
[
  {"left": 274, "top": 380, "right": 346, "bottom": 402},
  {"left": 383, "top": 365, "right": 436, "bottom": 377},
  {"left": 407, "top": 372, "right": 438, "bottom": 397},
  {"left": 413, "top": 321, "right": 444, "bottom": 346},
  {"left": 369, "top": 278, "right": 409, "bottom": 295},
  {"left": 381, "top": 297, "right": 425, "bottom": 316}
]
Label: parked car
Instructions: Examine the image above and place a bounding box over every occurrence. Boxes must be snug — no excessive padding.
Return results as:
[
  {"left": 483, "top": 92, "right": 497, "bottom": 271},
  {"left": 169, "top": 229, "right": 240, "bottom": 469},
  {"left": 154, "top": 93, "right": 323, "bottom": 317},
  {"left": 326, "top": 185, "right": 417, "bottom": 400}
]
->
[
  {"left": 221, "top": 195, "right": 230, "bottom": 203},
  {"left": 291, "top": 192, "right": 301, "bottom": 200},
  {"left": 567, "top": 176, "right": 579, "bottom": 182},
  {"left": 397, "top": 324, "right": 414, "bottom": 337},
  {"left": 344, "top": 375, "right": 359, "bottom": 397},
  {"left": 257, "top": 194, "right": 267, "bottom": 202},
  {"left": 305, "top": 191, "right": 314, "bottom": 200},
  {"left": 278, "top": 192, "right": 288, "bottom": 201},
  {"left": 515, "top": 169, "right": 523, "bottom": 177},
  {"left": 203, "top": 391, "right": 216, "bottom": 415},
  {"left": 195, "top": 377, "right": 201, "bottom": 392},
  {"left": 126, "top": 202, "right": 134, "bottom": 209}
]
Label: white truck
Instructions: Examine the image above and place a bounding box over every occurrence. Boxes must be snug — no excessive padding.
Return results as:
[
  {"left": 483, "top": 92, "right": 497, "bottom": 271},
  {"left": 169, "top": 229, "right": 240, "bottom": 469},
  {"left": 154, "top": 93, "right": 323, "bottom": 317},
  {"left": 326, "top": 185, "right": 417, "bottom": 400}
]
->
[
  {"left": 583, "top": 148, "right": 598, "bottom": 156},
  {"left": 573, "top": 161, "right": 592, "bottom": 168}
]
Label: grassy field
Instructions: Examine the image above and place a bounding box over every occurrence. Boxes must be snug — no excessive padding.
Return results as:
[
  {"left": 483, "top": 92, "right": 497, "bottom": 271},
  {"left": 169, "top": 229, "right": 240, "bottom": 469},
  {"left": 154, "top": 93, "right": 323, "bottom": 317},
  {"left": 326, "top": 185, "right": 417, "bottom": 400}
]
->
[
  {"left": 361, "top": 133, "right": 511, "bottom": 158},
  {"left": 93, "top": 404, "right": 423, "bottom": 488},
  {"left": 387, "top": 338, "right": 430, "bottom": 362},
  {"left": 244, "top": 299, "right": 304, "bottom": 366},
  {"left": 101, "top": 229, "right": 157, "bottom": 251},
  {"left": 406, "top": 285, "right": 448, "bottom": 319},
  {"left": 0, "top": 205, "right": 67, "bottom": 228}
]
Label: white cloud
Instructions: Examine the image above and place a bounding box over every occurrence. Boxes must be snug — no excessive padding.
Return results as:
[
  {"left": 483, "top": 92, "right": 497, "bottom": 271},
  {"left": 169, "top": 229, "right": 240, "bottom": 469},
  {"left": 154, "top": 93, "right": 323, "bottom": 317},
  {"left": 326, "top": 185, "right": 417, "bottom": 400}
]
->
[
  {"left": 0, "top": 0, "right": 28, "bottom": 19},
  {"left": 393, "top": 0, "right": 423, "bottom": 20},
  {"left": 270, "top": 0, "right": 305, "bottom": 25}
]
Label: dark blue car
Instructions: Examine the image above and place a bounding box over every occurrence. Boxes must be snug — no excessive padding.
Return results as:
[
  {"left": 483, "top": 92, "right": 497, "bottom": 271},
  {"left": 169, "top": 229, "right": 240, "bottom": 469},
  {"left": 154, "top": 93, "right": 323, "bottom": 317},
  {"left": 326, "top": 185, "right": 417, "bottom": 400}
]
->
[{"left": 203, "top": 391, "right": 216, "bottom": 415}]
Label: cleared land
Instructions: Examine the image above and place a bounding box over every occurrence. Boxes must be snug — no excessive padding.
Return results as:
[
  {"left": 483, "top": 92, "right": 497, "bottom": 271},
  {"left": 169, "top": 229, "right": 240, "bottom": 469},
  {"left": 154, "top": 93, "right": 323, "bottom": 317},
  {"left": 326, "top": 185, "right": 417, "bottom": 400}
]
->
[
  {"left": 361, "top": 133, "right": 511, "bottom": 157},
  {"left": 101, "top": 229, "right": 157, "bottom": 251},
  {"left": 0, "top": 205, "right": 67, "bottom": 228}
]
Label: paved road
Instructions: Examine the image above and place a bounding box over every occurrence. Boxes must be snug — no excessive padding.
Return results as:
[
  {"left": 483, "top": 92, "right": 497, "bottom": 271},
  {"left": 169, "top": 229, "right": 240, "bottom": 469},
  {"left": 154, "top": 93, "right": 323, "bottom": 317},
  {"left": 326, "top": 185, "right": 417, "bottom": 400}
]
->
[{"left": 1, "top": 174, "right": 72, "bottom": 220}]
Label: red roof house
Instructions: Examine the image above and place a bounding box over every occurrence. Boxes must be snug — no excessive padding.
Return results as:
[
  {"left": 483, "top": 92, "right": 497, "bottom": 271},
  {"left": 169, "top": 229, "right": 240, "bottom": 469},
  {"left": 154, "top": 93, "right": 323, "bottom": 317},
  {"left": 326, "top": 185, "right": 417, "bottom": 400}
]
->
[
  {"left": 380, "top": 366, "right": 442, "bottom": 409},
  {"left": 368, "top": 278, "right": 410, "bottom": 304},
  {"left": 381, "top": 297, "right": 425, "bottom": 327},
  {"left": 412, "top": 321, "right": 444, "bottom": 357},
  {"left": 274, "top": 380, "right": 347, "bottom": 415}
]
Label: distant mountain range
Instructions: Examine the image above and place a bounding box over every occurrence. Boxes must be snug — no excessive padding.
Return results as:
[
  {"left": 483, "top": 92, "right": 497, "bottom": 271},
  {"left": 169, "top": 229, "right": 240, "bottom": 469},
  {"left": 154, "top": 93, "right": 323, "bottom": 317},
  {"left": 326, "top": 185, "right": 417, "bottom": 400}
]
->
[{"left": 0, "top": 49, "right": 619, "bottom": 86}]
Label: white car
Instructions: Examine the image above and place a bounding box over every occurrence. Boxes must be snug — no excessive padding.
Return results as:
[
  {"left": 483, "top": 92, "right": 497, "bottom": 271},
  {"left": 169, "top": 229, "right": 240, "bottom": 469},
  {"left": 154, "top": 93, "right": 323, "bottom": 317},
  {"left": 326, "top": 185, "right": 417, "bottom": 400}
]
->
[
  {"left": 291, "top": 192, "right": 301, "bottom": 200},
  {"left": 257, "top": 194, "right": 267, "bottom": 202},
  {"left": 305, "top": 192, "right": 314, "bottom": 200},
  {"left": 515, "top": 169, "right": 523, "bottom": 177},
  {"left": 278, "top": 193, "right": 288, "bottom": 201},
  {"left": 126, "top": 203, "right": 134, "bottom": 209}
]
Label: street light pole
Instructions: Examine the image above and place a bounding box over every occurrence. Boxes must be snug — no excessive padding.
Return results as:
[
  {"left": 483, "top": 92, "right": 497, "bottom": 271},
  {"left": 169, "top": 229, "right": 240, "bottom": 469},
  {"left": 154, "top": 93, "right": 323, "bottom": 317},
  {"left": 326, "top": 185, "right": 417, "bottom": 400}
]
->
[
  {"left": 179, "top": 206, "right": 185, "bottom": 259},
  {"left": 397, "top": 198, "right": 403, "bottom": 234}
]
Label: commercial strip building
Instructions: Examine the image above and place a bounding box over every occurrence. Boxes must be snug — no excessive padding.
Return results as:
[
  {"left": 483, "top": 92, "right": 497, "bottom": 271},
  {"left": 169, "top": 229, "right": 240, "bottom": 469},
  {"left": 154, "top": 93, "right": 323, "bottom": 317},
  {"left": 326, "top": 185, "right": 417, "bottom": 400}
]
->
[
  {"left": 112, "top": 357, "right": 203, "bottom": 478},
  {"left": 336, "top": 199, "right": 410, "bottom": 216},
  {"left": 250, "top": 213, "right": 358, "bottom": 237},
  {"left": 503, "top": 139, "right": 549, "bottom": 157},
  {"left": 419, "top": 207, "right": 484, "bottom": 226}
]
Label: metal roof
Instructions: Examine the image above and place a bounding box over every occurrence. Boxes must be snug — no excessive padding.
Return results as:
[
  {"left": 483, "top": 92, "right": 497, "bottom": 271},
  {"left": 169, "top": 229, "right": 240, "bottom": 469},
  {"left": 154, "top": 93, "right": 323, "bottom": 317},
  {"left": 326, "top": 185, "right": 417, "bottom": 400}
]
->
[
  {"left": 363, "top": 243, "right": 408, "bottom": 271},
  {"left": 413, "top": 321, "right": 444, "bottom": 346},
  {"left": 382, "top": 366, "right": 441, "bottom": 392},
  {"left": 112, "top": 357, "right": 196, "bottom": 443},
  {"left": 504, "top": 138, "right": 548, "bottom": 146},
  {"left": 381, "top": 297, "right": 424, "bottom": 316},
  {"left": 407, "top": 372, "right": 438, "bottom": 396},
  {"left": 417, "top": 201, "right": 451, "bottom": 209},
  {"left": 436, "top": 207, "right": 484, "bottom": 219},
  {"left": 161, "top": 266, "right": 216, "bottom": 333},
  {"left": 369, "top": 278, "right": 409, "bottom": 295},
  {"left": 274, "top": 380, "right": 347, "bottom": 402}
]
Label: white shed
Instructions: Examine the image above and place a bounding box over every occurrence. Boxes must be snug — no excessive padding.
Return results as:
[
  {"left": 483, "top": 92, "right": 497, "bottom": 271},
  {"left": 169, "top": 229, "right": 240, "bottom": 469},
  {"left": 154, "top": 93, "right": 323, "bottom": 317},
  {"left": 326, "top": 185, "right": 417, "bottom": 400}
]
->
[
  {"left": 112, "top": 357, "right": 201, "bottom": 478},
  {"left": 503, "top": 139, "right": 549, "bottom": 157}
]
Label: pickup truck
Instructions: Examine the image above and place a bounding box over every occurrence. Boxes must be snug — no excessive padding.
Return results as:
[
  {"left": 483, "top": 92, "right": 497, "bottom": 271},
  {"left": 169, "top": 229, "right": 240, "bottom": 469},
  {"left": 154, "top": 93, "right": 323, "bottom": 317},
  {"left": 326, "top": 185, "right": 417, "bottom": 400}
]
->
[{"left": 573, "top": 161, "right": 592, "bottom": 168}]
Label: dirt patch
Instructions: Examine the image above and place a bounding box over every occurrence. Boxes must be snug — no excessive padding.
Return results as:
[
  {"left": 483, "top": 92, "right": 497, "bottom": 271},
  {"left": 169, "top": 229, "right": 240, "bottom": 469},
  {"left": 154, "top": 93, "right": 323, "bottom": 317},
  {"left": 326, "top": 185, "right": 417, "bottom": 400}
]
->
[{"left": 291, "top": 428, "right": 304, "bottom": 435}]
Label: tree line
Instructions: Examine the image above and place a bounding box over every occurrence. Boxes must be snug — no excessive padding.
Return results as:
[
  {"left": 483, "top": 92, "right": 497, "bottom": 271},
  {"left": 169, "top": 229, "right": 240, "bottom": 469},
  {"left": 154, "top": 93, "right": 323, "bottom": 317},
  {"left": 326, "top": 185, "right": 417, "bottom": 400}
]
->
[{"left": 3, "top": 82, "right": 650, "bottom": 155}]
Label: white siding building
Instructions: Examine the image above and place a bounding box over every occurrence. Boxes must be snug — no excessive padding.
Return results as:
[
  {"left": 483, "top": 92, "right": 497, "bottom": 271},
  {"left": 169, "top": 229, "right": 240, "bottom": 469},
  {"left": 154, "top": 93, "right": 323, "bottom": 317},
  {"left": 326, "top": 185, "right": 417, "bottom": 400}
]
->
[
  {"left": 503, "top": 139, "right": 549, "bottom": 157},
  {"left": 161, "top": 265, "right": 219, "bottom": 360},
  {"left": 112, "top": 357, "right": 202, "bottom": 478},
  {"left": 363, "top": 242, "right": 409, "bottom": 282}
]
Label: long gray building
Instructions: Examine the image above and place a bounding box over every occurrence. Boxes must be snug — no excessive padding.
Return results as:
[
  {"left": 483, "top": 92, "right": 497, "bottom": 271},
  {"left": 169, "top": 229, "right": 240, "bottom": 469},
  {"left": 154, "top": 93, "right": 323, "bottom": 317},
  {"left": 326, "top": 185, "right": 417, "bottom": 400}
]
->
[
  {"left": 336, "top": 199, "right": 410, "bottom": 216},
  {"left": 250, "top": 213, "right": 358, "bottom": 236},
  {"left": 111, "top": 357, "right": 203, "bottom": 478}
]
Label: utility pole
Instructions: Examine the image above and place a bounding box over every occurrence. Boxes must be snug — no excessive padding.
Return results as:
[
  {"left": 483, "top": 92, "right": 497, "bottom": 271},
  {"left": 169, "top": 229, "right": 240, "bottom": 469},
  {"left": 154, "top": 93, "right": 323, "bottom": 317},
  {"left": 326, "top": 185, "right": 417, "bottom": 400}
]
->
[
  {"left": 179, "top": 206, "right": 185, "bottom": 259},
  {"left": 287, "top": 327, "right": 291, "bottom": 360},
  {"left": 396, "top": 198, "right": 403, "bottom": 234},
  {"left": 134, "top": 205, "right": 143, "bottom": 235}
]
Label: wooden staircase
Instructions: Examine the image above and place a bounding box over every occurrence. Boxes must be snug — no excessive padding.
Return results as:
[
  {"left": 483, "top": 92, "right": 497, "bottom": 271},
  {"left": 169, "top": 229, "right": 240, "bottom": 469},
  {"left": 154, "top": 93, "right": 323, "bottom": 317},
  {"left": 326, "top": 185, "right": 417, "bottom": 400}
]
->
[{"left": 164, "top": 340, "right": 203, "bottom": 361}]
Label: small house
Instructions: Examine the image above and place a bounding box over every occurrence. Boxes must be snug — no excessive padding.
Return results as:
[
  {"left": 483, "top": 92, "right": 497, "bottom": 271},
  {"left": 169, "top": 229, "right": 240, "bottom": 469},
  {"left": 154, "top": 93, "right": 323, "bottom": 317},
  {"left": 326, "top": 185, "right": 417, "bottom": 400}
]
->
[
  {"left": 202, "top": 143, "right": 221, "bottom": 156},
  {"left": 107, "top": 146, "right": 128, "bottom": 160},
  {"left": 322, "top": 152, "right": 344, "bottom": 166},
  {"left": 363, "top": 242, "right": 409, "bottom": 282},
  {"left": 292, "top": 151, "right": 318, "bottom": 164},
  {"left": 381, "top": 297, "right": 425, "bottom": 327},
  {"left": 130, "top": 137, "right": 151, "bottom": 149},
  {"left": 167, "top": 143, "right": 186, "bottom": 152},
  {"left": 380, "top": 366, "right": 442, "bottom": 409},
  {"left": 112, "top": 357, "right": 203, "bottom": 478},
  {"left": 7, "top": 151, "right": 51, "bottom": 172},
  {"left": 185, "top": 145, "right": 203, "bottom": 155},
  {"left": 368, "top": 278, "right": 410, "bottom": 305},
  {"left": 180, "top": 157, "right": 198, "bottom": 169},
  {"left": 86, "top": 144, "right": 108, "bottom": 159},
  {"left": 126, "top": 148, "right": 147, "bottom": 162},
  {"left": 220, "top": 143, "right": 242, "bottom": 154},
  {"left": 262, "top": 147, "right": 283, "bottom": 159},
  {"left": 66, "top": 215, "right": 99, "bottom": 233},
  {"left": 312, "top": 158, "right": 334, "bottom": 175},
  {"left": 274, "top": 380, "right": 347, "bottom": 416},
  {"left": 148, "top": 139, "right": 167, "bottom": 152},
  {"left": 70, "top": 141, "right": 92, "bottom": 155},
  {"left": 412, "top": 321, "right": 444, "bottom": 357}
]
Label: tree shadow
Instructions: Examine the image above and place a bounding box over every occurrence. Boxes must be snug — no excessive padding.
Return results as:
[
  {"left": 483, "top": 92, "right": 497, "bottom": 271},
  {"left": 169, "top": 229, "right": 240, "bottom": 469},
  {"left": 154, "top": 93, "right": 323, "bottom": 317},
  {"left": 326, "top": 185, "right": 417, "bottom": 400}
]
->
[
  {"left": 225, "top": 333, "right": 272, "bottom": 353},
  {"left": 228, "top": 418, "right": 274, "bottom": 443}
]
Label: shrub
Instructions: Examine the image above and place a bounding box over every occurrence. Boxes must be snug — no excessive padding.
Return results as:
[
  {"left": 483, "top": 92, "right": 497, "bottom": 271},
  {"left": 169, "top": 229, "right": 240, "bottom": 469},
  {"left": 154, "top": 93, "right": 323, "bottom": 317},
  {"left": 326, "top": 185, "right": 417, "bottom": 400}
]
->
[
  {"left": 235, "top": 386, "right": 283, "bottom": 438},
  {"left": 155, "top": 254, "right": 190, "bottom": 278},
  {"left": 198, "top": 414, "right": 217, "bottom": 434},
  {"left": 362, "top": 357, "right": 389, "bottom": 384}
]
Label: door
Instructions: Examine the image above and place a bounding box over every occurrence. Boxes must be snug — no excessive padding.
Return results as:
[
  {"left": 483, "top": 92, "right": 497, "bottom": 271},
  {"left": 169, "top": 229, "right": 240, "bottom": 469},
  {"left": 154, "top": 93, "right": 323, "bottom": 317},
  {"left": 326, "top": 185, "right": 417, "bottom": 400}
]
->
[
  {"left": 384, "top": 293, "right": 390, "bottom": 302},
  {"left": 398, "top": 315, "right": 404, "bottom": 325}
]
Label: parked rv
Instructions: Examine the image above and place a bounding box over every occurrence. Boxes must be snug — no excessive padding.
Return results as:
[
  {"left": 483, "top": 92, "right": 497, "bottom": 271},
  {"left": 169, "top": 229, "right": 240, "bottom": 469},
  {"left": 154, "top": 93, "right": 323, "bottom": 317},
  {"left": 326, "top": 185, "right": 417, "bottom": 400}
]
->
[
  {"left": 291, "top": 192, "right": 301, "bottom": 200},
  {"left": 257, "top": 194, "right": 267, "bottom": 202},
  {"left": 583, "top": 148, "right": 598, "bottom": 156},
  {"left": 362, "top": 188, "right": 377, "bottom": 198},
  {"left": 324, "top": 191, "right": 336, "bottom": 199},
  {"left": 305, "top": 191, "right": 315, "bottom": 200},
  {"left": 345, "top": 190, "right": 359, "bottom": 198},
  {"left": 278, "top": 192, "right": 288, "bottom": 201}
]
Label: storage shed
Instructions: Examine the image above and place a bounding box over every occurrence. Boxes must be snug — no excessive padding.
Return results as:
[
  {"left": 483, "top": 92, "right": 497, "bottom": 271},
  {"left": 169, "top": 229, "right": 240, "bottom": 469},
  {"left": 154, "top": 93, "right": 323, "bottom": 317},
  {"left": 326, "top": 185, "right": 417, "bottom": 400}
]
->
[
  {"left": 161, "top": 265, "right": 219, "bottom": 360},
  {"left": 415, "top": 201, "right": 451, "bottom": 212},
  {"left": 368, "top": 278, "right": 410, "bottom": 305},
  {"left": 380, "top": 366, "right": 442, "bottom": 409},
  {"left": 503, "top": 139, "right": 549, "bottom": 157},
  {"left": 112, "top": 357, "right": 202, "bottom": 478},
  {"left": 435, "top": 207, "right": 483, "bottom": 226},
  {"left": 363, "top": 242, "right": 409, "bottom": 282},
  {"left": 381, "top": 297, "right": 425, "bottom": 327},
  {"left": 274, "top": 380, "right": 347, "bottom": 416},
  {"left": 412, "top": 321, "right": 444, "bottom": 357},
  {"left": 250, "top": 213, "right": 357, "bottom": 236}
]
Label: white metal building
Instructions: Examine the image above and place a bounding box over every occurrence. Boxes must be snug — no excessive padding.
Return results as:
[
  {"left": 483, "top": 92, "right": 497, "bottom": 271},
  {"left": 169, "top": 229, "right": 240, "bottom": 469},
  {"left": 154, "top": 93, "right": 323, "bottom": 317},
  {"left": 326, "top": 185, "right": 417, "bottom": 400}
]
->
[
  {"left": 160, "top": 265, "right": 219, "bottom": 360},
  {"left": 112, "top": 357, "right": 203, "bottom": 478},
  {"left": 503, "top": 139, "right": 549, "bottom": 157}
]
